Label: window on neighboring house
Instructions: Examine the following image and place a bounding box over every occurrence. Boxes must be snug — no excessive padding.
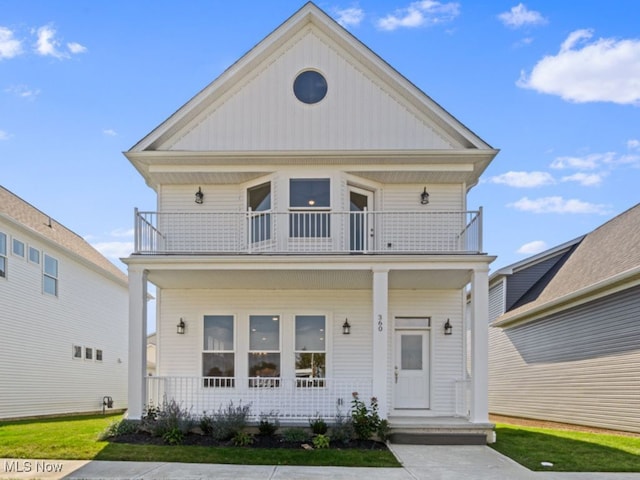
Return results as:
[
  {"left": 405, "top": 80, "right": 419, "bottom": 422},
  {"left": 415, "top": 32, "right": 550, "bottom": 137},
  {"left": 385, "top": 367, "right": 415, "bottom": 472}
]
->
[
  {"left": 96, "top": 349, "right": 103, "bottom": 362},
  {"left": 295, "top": 315, "right": 326, "bottom": 387},
  {"left": 248, "top": 315, "right": 280, "bottom": 387},
  {"left": 0, "top": 232, "right": 6, "bottom": 278},
  {"left": 203, "top": 315, "right": 235, "bottom": 387},
  {"left": 85, "top": 347, "right": 93, "bottom": 360},
  {"left": 28, "top": 246, "right": 40, "bottom": 264},
  {"left": 12, "top": 238, "right": 24, "bottom": 258},
  {"left": 73, "top": 345, "right": 82, "bottom": 359},
  {"left": 289, "top": 178, "right": 330, "bottom": 238},
  {"left": 43, "top": 254, "right": 58, "bottom": 296},
  {"left": 247, "top": 182, "right": 271, "bottom": 243}
]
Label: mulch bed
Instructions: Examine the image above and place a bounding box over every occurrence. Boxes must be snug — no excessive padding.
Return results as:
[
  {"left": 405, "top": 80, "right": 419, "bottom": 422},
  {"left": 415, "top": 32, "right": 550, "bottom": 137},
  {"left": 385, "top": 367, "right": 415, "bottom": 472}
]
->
[{"left": 108, "top": 432, "right": 388, "bottom": 450}]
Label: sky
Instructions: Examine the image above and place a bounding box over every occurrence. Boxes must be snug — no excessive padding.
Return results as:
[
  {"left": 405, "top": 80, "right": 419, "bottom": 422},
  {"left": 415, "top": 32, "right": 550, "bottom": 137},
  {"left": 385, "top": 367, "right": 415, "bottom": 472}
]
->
[{"left": 2, "top": 1, "right": 639, "bottom": 279}]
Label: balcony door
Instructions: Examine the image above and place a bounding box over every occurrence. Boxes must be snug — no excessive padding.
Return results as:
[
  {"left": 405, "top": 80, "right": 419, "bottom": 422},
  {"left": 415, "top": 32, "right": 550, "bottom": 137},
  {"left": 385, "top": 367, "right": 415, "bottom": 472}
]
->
[
  {"left": 247, "top": 182, "right": 271, "bottom": 245},
  {"left": 349, "top": 187, "right": 373, "bottom": 252}
]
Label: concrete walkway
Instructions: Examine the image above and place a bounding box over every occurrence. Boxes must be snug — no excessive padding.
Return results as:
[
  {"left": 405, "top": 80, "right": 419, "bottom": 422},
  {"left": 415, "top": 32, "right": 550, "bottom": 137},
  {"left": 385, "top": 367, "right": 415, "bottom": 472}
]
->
[{"left": 2, "top": 445, "right": 640, "bottom": 480}]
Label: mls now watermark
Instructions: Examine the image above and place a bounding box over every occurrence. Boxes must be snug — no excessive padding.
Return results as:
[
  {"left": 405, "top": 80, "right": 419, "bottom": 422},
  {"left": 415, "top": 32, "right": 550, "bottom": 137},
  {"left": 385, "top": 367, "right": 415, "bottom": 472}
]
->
[{"left": 4, "top": 459, "right": 64, "bottom": 474}]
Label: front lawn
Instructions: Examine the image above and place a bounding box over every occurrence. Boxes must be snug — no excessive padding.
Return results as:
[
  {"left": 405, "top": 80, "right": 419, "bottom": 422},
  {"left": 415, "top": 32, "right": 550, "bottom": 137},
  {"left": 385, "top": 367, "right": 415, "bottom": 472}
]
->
[
  {"left": 491, "top": 422, "right": 640, "bottom": 472},
  {"left": 0, "top": 414, "right": 399, "bottom": 467}
]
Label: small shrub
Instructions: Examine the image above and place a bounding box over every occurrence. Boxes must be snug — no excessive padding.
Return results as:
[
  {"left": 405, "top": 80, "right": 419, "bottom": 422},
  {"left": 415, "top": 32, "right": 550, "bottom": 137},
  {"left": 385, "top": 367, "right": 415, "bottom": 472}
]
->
[
  {"left": 208, "top": 401, "right": 252, "bottom": 441},
  {"left": 199, "top": 412, "right": 214, "bottom": 435},
  {"left": 232, "top": 431, "right": 254, "bottom": 446},
  {"left": 330, "top": 411, "right": 355, "bottom": 445},
  {"left": 312, "top": 434, "right": 330, "bottom": 449},
  {"left": 376, "top": 419, "right": 391, "bottom": 442},
  {"left": 258, "top": 411, "right": 280, "bottom": 436},
  {"left": 281, "top": 427, "right": 309, "bottom": 443},
  {"left": 99, "top": 419, "right": 139, "bottom": 440},
  {"left": 308, "top": 413, "right": 328, "bottom": 435},
  {"left": 140, "top": 399, "right": 195, "bottom": 438},
  {"left": 162, "top": 426, "right": 184, "bottom": 445},
  {"left": 351, "top": 392, "right": 380, "bottom": 440}
]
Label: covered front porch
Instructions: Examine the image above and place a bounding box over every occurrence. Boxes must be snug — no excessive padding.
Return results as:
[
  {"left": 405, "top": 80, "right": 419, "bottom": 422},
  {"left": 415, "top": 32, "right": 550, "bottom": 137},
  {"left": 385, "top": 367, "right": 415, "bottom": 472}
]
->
[{"left": 125, "top": 255, "right": 493, "bottom": 442}]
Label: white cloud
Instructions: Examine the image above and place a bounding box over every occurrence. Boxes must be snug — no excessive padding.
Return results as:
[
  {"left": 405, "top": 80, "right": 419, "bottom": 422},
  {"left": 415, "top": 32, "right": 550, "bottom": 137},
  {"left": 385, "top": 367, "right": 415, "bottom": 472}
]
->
[
  {"left": 0, "top": 130, "right": 11, "bottom": 141},
  {"left": 628, "top": 139, "right": 640, "bottom": 151},
  {"left": 488, "top": 171, "right": 555, "bottom": 188},
  {"left": 377, "top": 1, "right": 460, "bottom": 31},
  {"left": 34, "top": 25, "right": 86, "bottom": 59},
  {"left": 5, "top": 84, "right": 41, "bottom": 100},
  {"left": 560, "top": 172, "right": 604, "bottom": 186},
  {"left": 498, "top": 3, "right": 547, "bottom": 29},
  {"left": 67, "top": 41, "right": 87, "bottom": 54},
  {"left": 550, "top": 152, "right": 615, "bottom": 170},
  {"left": 110, "top": 228, "right": 134, "bottom": 237},
  {"left": 0, "top": 26, "right": 23, "bottom": 59},
  {"left": 508, "top": 196, "right": 610, "bottom": 214},
  {"left": 91, "top": 241, "right": 134, "bottom": 261},
  {"left": 103, "top": 129, "right": 118, "bottom": 137},
  {"left": 335, "top": 7, "right": 364, "bottom": 27},
  {"left": 517, "top": 29, "right": 640, "bottom": 105},
  {"left": 517, "top": 240, "right": 548, "bottom": 255}
]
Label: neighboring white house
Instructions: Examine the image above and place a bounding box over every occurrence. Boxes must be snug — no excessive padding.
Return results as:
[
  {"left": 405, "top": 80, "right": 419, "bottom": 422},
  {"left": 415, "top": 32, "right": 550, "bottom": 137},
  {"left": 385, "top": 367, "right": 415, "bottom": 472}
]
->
[
  {"left": 0, "top": 186, "right": 129, "bottom": 419},
  {"left": 123, "top": 3, "right": 498, "bottom": 443},
  {"left": 489, "top": 203, "right": 640, "bottom": 433},
  {"left": 147, "top": 332, "right": 157, "bottom": 376}
]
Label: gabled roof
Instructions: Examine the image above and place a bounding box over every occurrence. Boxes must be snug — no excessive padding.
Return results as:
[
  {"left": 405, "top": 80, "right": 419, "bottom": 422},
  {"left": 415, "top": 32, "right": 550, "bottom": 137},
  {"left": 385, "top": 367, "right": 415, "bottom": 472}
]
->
[
  {"left": 130, "top": 2, "right": 493, "bottom": 154},
  {"left": 493, "top": 203, "right": 640, "bottom": 327},
  {"left": 0, "top": 186, "right": 128, "bottom": 285}
]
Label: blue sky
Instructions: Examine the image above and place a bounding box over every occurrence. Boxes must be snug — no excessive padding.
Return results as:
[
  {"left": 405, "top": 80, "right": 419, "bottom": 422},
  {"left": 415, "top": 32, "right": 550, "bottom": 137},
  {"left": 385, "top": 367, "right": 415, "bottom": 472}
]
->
[{"left": 2, "top": 0, "right": 639, "bottom": 276}]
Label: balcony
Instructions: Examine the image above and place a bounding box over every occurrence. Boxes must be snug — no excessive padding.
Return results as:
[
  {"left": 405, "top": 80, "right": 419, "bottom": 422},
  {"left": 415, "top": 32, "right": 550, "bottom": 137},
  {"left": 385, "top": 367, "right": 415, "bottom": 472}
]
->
[{"left": 134, "top": 209, "right": 482, "bottom": 255}]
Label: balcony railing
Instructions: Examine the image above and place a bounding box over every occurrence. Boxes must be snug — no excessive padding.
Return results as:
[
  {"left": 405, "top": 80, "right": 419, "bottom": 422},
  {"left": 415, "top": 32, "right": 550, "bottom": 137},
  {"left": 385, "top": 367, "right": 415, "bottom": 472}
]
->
[
  {"left": 146, "top": 376, "right": 372, "bottom": 420},
  {"left": 134, "top": 208, "right": 482, "bottom": 255}
]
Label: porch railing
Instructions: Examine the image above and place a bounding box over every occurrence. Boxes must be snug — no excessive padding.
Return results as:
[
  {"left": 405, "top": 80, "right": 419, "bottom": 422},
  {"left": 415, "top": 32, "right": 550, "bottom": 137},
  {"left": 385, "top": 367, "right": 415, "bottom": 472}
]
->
[
  {"left": 146, "top": 376, "right": 372, "bottom": 420},
  {"left": 134, "top": 208, "right": 482, "bottom": 255}
]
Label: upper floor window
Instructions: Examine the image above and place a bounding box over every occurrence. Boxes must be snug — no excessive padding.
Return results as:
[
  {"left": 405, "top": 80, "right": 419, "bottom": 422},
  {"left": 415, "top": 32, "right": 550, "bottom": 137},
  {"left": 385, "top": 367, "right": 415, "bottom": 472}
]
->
[
  {"left": 0, "top": 232, "right": 6, "bottom": 278},
  {"left": 289, "top": 179, "right": 330, "bottom": 238},
  {"left": 293, "top": 70, "right": 327, "bottom": 105},
  {"left": 29, "top": 246, "right": 40, "bottom": 264},
  {"left": 43, "top": 254, "right": 58, "bottom": 296},
  {"left": 248, "top": 182, "right": 271, "bottom": 244},
  {"left": 12, "top": 238, "right": 25, "bottom": 258}
]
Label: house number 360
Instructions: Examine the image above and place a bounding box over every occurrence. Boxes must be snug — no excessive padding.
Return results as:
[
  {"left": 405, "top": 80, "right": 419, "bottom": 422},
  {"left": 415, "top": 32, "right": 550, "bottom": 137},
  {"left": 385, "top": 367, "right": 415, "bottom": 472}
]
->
[{"left": 377, "top": 314, "right": 383, "bottom": 332}]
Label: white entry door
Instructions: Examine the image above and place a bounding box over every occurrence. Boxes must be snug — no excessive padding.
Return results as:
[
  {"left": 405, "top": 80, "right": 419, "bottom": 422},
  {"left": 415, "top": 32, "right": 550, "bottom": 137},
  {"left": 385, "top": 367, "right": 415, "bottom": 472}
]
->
[{"left": 394, "top": 330, "right": 430, "bottom": 409}]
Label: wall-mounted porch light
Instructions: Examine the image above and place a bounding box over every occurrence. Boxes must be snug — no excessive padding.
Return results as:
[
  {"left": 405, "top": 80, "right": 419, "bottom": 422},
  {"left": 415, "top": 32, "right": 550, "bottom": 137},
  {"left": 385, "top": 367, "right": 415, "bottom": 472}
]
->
[
  {"left": 420, "top": 187, "right": 430, "bottom": 205},
  {"left": 177, "top": 318, "right": 186, "bottom": 335},
  {"left": 195, "top": 187, "right": 204, "bottom": 204},
  {"left": 342, "top": 318, "right": 351, "bottom": 335},
  {"left": 444, "top": 318, "right": 452, "bottom": 335}
]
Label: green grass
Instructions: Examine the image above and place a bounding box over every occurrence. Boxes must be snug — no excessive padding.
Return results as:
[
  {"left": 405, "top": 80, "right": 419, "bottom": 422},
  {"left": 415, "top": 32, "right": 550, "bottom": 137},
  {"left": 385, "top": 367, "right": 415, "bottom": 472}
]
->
[
  {"left": 0, "top": 414, "right": 398, "bottom": 467},
  {"left": 491, "top": 423, "right": 640, "bottom": 472}
]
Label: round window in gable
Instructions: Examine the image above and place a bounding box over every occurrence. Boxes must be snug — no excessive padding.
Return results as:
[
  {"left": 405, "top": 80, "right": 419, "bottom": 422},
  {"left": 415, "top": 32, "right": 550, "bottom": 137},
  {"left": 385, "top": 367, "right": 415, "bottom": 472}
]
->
[{"left": 293, "top": 70, "right": 327, "bottom": 104}]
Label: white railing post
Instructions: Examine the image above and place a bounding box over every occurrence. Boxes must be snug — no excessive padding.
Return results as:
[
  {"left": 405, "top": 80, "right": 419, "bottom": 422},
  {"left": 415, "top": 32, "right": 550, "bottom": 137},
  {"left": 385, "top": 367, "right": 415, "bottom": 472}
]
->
[{"left": 247, "top": 208, "right": 252, "bottom": 254}]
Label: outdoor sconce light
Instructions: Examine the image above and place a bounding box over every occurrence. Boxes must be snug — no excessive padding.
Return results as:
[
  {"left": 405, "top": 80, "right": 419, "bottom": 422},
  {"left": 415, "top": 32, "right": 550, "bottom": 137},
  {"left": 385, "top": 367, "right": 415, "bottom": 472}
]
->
[
  {"left": 195, "top": 187, "right": 204, "bottom": 204},
  {"left": 444, "top": 318, "right": 452, "bottom": 335},
  {"left": 420, "top": 187, "right": 430, "bottom": 205},
  {"left": 342, "top": 318, "right": 351, "bottom": 335},
  {"left": 177, "top": 318, "right": 186, "bottom": 335}
]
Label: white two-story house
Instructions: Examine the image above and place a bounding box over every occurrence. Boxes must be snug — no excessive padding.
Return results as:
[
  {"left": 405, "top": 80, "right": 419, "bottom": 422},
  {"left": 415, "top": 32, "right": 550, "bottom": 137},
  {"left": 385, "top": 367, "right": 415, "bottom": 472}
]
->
[
  {"left": 0, "top": 186, "right": 128, "bottom": 419},
  {"left": 123, "top": 3, "right": 498, "bottom": 443}
]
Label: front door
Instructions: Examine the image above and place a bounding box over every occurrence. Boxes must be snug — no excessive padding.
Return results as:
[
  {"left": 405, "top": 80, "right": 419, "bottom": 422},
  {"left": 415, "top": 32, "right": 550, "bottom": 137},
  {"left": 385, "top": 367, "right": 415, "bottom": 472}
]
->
[
  {"left": 349, "top": 187, "right": 373, "bottom": 252},
  {"left": 394, "top": 329, "right": 430, "bottom": 409}
]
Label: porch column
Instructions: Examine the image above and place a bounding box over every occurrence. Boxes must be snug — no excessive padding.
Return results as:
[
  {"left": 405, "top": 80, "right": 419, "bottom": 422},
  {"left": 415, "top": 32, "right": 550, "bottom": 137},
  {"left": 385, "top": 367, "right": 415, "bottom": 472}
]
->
[
  {"left": 372, "top": 268, "right": 389, "bottom": 418},
  {"left": 127, "top": 265, "right": 148, "bottom": 419},
  {"left": 469, "top": 267, "right": 489, "bottom": 423}
]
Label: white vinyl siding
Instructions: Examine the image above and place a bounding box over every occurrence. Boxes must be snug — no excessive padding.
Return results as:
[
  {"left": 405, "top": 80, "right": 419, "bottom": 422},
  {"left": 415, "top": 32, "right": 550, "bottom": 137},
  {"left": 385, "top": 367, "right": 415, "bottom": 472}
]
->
[
  {"left": 166, "top": 29, "right": 456, "bottom": 152},
  {"left": 157, "top": 287, "right": 464, "bottom": 417},
  {"left": 489, "top": 286, "right": 640, "bottom": 433},
  {"left": 0, "top": 222, "right": 128, "bottom": 420}
]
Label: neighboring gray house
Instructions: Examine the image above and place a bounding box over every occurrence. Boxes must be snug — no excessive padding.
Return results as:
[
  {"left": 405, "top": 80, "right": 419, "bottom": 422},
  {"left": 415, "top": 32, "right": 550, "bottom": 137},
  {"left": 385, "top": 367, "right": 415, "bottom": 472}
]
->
[
  {"left": 0, "top": 186, "right": 129, "bottom": 419},
  {"left": 488, "top": 203, "right": 640, "bottom": 433}
]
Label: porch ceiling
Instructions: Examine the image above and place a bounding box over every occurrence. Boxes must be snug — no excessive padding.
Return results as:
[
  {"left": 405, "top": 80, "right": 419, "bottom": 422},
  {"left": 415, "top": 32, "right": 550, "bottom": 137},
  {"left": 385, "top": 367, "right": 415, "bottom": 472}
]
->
[{"left": 145, "top": 267, "right": 473, "bottom": 290}]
